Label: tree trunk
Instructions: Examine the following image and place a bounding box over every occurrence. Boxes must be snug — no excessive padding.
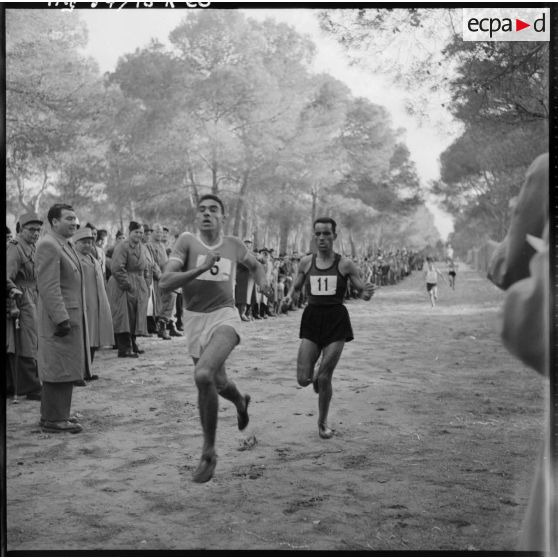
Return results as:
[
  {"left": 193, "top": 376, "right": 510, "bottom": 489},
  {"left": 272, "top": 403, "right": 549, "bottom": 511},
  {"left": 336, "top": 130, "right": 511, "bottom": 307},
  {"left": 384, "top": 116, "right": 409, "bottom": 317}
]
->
[
  {"left": 233, "top": 170, "right": 250, "bottom": 237},
  {"left": 262, "top": 224, "right": 269, "bottom": 250},
  {"left": 311, "top": 187, "right": 318, "bottom": 224},
  {"left": 241, "top": 205, "right": 249, "bottom": 240},
  {"left": 347, "top": 229, "right": 355, "bottom": 257},
  {"left": 253, "top": 210, "right": 260, "bottom": 251},
  {"left": 211, "top": 155, "right": 218, "bottom": 193},
  {"left": 279, "top": 217, "right": 290, "bottom": 255},
  {"left": 187, "top": 166, "right": 199, "bottom": 205}
]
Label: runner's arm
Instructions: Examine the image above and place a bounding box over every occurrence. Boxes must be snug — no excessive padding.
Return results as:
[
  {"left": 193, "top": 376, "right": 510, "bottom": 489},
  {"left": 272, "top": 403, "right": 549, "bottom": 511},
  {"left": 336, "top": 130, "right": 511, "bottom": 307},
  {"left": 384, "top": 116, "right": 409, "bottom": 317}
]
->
[
  {"left": 341, "top": 258, "right": 376, "bottom": 301},
  {"left": 240, "top": 252, "right": 271, "bottom": 295},
  {"left": 159, "top": 252, "right": 220, "bottom": 293}
]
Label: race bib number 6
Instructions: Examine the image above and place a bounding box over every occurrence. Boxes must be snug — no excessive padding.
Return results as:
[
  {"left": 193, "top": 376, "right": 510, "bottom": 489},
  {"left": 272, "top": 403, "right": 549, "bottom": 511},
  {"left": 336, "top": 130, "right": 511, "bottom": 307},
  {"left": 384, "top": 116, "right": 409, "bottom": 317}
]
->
[
  {"left": 196, "top": 255, "right": 232, "bottom": 282},
  {"left": 310, "top": 275, "right": 337, "bottom": 295}
]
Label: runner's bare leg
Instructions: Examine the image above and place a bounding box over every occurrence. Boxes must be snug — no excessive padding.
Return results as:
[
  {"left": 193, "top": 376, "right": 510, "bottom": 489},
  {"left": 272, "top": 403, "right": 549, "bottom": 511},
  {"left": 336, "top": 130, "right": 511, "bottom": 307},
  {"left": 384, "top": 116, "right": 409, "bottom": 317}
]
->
[
  {"left": 215, "top": 362, "right": 251, "bottom": 430},
  {"left": 296, "top": 339, "right": 321, "bottom": 387},
  {"left": 315, "top": 340, "right": 345, "bottom": 439},
  {"left": 191, "top": 325, "right": 239, "bottom": 482}
]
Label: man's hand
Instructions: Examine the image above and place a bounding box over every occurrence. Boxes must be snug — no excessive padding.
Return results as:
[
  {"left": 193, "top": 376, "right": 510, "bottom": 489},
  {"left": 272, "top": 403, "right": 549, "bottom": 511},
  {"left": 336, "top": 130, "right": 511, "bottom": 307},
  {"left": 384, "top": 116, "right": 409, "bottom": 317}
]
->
[
  {"left": 201, "top": 251, "right": 221, "bottom": 271},
  {"left": 54, "top": 319, "right": 71, "bottom": 337},
  {"left": 259, "top": 283, "right": 274, "bottom": 299},
  {"left": 361, "top": 283, "right": 377, "bottom": 301}
]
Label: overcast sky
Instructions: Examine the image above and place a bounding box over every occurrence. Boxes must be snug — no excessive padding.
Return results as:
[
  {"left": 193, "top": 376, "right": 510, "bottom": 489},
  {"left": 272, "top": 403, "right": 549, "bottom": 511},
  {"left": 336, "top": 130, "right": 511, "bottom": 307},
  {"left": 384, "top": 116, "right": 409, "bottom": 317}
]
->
[{"left": 79, "top": 7, "right": 457, "bottom": 240}]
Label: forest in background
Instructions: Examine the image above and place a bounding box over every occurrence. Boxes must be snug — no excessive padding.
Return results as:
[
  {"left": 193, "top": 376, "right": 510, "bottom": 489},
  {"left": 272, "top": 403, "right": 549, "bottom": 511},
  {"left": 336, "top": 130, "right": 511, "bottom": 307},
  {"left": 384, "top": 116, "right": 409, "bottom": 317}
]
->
[
  {"left": 6, "top": 8, "right": 548, "bottom": 257},
  {"left": 320, "top": 9, "right": 549, "bottom": 257}
]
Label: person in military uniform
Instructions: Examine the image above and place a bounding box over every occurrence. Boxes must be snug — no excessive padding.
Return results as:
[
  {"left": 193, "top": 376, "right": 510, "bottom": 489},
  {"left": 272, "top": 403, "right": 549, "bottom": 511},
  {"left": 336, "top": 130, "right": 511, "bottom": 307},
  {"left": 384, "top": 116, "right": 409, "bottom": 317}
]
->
[
  {"left": 73, "top": 227, "right": 114, "bottom": 372},
  {"left": 142, "top": 224, "right": 160, "bottom": 336},
  {"left": 150, "top": 223, "right": 182, "bottom": 339},
  {"left": 106, "top": 221, "right": 149, "bottom": 358},
  {"left": 6, "top": 213, "right": 44, "bottom": 401}
]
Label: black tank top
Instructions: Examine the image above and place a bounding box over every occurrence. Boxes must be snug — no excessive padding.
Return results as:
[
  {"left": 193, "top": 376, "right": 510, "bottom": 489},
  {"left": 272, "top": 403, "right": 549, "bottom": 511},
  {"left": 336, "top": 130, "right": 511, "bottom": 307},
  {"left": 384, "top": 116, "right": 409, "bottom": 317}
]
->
[{"left": 306, "top": 253, "right": 347, "bottom": 306}]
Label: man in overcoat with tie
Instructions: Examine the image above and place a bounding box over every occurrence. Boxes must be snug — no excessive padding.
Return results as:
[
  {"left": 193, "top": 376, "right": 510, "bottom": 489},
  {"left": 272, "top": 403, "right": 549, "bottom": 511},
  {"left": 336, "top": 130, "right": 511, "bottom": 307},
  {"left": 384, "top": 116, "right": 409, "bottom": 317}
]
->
[{"left": 35, "top": 203, "right": 91, "bottom": 434}]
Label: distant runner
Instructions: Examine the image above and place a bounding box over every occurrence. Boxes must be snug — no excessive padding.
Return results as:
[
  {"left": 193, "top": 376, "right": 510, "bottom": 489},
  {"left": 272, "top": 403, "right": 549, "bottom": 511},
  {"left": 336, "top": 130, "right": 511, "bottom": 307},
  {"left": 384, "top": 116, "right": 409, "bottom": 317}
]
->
[
  {"left": 424, "top": 257, "right": 446, "bottom": 307},
  {"left": 448, "top": 260, "right": 458, "bottom": 290}
]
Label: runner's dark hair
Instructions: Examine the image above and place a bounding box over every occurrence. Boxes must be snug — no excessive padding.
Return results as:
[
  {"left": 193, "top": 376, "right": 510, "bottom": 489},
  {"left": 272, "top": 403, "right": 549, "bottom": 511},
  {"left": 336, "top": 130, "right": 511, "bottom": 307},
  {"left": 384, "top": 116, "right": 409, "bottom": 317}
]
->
[
  {"left": 313, "top": 217, "right": 337, "bottom": 234},
  {"left": 198, "top": 194, "right": 225, "bottom": 215}
]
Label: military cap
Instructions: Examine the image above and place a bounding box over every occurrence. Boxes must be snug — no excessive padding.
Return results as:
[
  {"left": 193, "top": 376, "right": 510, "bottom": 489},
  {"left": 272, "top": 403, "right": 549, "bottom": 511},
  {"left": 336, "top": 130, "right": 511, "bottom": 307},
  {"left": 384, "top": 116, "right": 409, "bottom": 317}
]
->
[
  {"left": 18, "top": 212, "right": 43, "bottom": 228},
  {"left": 73, "top": 227, "right": 94, "bottom": 242}
]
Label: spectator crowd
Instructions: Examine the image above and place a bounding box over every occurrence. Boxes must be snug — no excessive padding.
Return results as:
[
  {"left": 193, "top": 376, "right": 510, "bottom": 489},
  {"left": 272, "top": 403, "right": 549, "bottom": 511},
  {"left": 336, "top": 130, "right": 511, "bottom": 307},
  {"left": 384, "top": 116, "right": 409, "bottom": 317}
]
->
[{"left": 6, "top": 206, "right": 421, "bottom": 404}]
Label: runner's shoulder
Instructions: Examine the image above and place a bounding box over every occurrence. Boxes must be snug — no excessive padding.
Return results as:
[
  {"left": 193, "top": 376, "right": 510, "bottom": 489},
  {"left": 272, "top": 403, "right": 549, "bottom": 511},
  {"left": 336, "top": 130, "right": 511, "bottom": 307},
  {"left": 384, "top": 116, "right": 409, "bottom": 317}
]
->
[
  {"left": 224, "top": 235, "right": 244, "bottom": 249},
  {"left": 177, "top": 231, "right": 195, "bottom": 241},
  {"left": 172, "top": 231, "right": 196, "bottom": 248},
  {"left": 167, "top": 232, "right": 194, "bottom": 262},
  {"left": 298, "top": 254, "right": 313, "bottom": 272}
]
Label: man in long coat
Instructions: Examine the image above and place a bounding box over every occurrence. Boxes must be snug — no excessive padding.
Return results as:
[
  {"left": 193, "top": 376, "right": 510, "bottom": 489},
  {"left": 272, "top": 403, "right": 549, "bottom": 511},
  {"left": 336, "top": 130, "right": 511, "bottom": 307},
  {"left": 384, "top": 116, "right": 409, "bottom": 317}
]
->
[
  {"left": 85, "top": 222, "right": 107, "bottom": 279},
  {"left": 6, "top": 213, "right": 43, "bottom": 400},
  {"left": 142, "top": 224, "right": 159, "bottom": 336},
  {"left": 73, "top": 227, "right": 114, "bottom": 374},
  {"left": 149, "top": 223, "right": 182, "bottom": 339},
  {"left": 234, "top": 238, "right": 256, "bottom": 321},
  {"left": 35, "top": 203, "right": 90, "bottom": 434},
  {"left": 106, "top": 221, "right": 149, "bottom": 357}
]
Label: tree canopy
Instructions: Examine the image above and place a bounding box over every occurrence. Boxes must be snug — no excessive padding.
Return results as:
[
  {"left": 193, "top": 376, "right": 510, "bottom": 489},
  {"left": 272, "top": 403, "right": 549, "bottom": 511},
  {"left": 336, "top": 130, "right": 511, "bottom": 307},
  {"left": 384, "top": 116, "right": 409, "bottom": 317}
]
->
[
  {"left": 319, "top": 8, "right": 548, "bottom": 255},
  {"left": 7, "top": 8, "right": 438, "bottom": 254}
]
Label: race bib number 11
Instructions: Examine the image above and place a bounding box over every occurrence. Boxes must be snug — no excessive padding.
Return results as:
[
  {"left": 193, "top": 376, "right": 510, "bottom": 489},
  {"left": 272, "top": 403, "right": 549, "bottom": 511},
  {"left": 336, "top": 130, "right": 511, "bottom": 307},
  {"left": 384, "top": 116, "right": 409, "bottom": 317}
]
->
[{"left": 310, "top": 275, "right": 337, "bottom": 295}]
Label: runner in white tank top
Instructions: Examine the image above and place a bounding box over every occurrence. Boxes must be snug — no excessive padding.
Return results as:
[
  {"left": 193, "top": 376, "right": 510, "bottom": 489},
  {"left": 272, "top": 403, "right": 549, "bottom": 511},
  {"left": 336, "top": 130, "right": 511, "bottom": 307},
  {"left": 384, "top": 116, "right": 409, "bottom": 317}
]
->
[
  {"left": 160, "top": 194, "right": 271, "bottom": 483},
  {"left": 424, "top": 257, "right": 446, "bottom": 307}
]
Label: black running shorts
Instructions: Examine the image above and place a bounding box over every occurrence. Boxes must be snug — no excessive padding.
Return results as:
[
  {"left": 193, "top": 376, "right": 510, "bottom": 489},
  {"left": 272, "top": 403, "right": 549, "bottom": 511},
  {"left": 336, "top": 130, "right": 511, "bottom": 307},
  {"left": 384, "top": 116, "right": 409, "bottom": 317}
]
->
[{"left": 300, "top": 304, "right": 354, "bottom": 348}]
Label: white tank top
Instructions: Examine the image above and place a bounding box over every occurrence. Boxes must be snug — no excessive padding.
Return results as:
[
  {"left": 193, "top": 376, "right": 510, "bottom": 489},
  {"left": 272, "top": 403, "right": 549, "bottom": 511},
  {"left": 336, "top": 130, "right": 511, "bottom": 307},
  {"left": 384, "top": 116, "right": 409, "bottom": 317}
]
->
[
  {"left": 169, "top": 233, "right": 247, "bottom": 313},
  {"left": 425, "top": 268, "right": 438, "bottom": 283}
]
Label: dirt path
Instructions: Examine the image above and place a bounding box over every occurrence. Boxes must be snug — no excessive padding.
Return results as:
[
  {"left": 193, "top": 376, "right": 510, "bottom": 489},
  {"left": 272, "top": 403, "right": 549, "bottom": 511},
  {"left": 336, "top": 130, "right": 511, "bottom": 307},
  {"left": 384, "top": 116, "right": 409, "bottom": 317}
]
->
[{"left": 5, "top": 263, "right": 546, "bottom": 552}]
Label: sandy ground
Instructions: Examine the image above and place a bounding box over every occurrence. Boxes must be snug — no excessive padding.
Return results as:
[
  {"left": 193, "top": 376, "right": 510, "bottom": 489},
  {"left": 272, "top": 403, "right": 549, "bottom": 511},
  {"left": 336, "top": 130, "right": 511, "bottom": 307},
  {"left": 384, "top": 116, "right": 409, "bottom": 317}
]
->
[{"left": 5, "top": 263, "right": 547, "bottom": 553}]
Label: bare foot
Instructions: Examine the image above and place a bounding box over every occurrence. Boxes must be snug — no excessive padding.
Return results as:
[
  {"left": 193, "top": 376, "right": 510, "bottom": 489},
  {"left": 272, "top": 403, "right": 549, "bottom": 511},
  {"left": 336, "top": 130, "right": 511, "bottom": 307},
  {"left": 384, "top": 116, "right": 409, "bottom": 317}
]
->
[
  {"left": 192, "top": 453, "right": 217, "bottom": 483},
  {"left": 318, "top": 422, "right": 334, "bottom": 439},
  {"left": 237, "top": 394, "right": 251, "bottom": 431}
]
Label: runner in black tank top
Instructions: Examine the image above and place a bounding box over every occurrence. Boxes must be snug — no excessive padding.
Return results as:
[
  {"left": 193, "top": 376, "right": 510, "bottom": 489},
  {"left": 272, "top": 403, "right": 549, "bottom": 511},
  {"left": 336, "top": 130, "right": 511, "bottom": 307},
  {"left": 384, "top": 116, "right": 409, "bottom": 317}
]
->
[
  {"left": 283, "top": 217, "right": 376, "bottom": 440},
  {"left": 307, "top": 253, "right": 347, "bottom": 306}
]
